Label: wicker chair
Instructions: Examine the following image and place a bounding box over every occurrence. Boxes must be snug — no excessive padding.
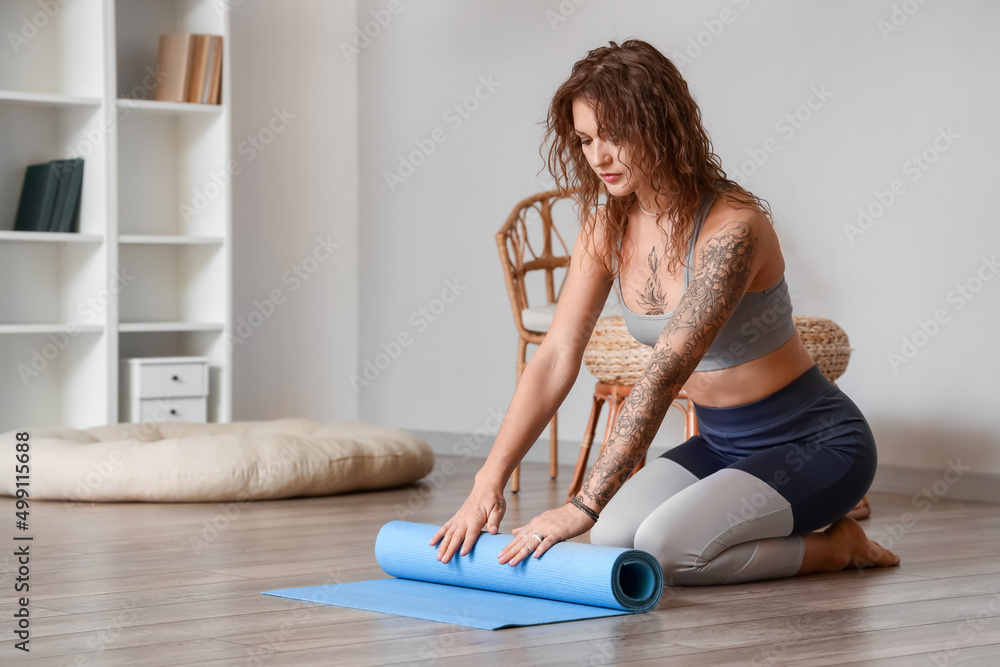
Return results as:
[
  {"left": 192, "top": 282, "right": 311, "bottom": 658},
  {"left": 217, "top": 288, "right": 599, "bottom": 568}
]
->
[
  {"left": 496, "top": 188, "right": 580, "bottom": 493},
  {"left": 565, "top": 315, "right": 858, "bottom": 504}
]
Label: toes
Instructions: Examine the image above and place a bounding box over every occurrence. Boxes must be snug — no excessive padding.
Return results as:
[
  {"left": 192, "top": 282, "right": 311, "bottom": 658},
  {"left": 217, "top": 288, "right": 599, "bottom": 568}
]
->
[{"left": 861, "top": 540, "right": 900, "bottom": 568}]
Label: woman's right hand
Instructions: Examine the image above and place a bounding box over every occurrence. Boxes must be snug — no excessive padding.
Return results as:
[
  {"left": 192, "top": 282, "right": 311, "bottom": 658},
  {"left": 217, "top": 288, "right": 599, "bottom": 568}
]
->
[{"left": 428, "top": 481, "right": 507, "bottom": 563}]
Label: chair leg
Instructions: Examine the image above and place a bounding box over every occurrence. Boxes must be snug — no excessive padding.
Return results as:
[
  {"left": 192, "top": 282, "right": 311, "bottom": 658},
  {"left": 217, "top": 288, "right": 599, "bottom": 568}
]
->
[
  {"left": 599, "top": 390, "right": 619, "bottom": 457},
  {"left": 566, "top": 391, "right": 605, "bottom": 503},
  {"left": 549, "top": 411, "right": 558, "bottom": 480},
  {"left": 686, "top": 397, "right": 699, "bottom": 438}
]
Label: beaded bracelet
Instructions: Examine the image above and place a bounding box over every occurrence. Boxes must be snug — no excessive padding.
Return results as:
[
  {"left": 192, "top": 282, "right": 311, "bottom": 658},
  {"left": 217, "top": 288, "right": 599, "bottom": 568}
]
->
[{"left": 569, "top": 496, "right": 600, "bottom": 522}]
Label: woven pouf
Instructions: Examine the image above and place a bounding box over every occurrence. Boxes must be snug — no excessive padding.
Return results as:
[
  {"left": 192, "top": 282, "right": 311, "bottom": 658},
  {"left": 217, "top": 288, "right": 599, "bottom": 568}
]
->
[
  {"left": 791, "top": 315, "right": 852, "bottom": 382},
  {"left": 583, "top": 315, "right": 852, "bottom": 384},
  {"left": 582, "top": 316, "right": 652, "bottom": 385}
]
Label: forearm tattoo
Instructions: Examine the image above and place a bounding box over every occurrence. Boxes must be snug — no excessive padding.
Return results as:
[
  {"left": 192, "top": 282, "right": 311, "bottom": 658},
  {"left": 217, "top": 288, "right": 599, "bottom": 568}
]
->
[{"left": 579, "top": 221, "right": 757, "bottom": 511}]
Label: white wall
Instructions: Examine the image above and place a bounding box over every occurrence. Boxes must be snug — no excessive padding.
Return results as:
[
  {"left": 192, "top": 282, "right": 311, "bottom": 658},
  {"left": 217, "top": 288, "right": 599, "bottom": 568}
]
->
[
  {"left": 229, "top": 0, "right": 359, "bottom": 422},
  {"left": 352, "top": 0, "right": 1000, "bottom": 493}
]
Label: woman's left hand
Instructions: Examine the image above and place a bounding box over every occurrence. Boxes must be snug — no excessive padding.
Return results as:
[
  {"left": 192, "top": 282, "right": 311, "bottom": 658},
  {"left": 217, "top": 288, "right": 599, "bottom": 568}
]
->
[{"left": 497, "top": 502, "right": 596, "bottom": 566}]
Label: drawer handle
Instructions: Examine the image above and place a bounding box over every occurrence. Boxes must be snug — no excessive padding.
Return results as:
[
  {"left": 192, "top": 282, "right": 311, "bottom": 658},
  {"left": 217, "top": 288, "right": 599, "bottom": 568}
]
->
[
  {"left": 169, "top": 409, "right": 178, "bottom": 416},
  {"left": 171, "top": 375, "right": 180, "bottom": 381}
]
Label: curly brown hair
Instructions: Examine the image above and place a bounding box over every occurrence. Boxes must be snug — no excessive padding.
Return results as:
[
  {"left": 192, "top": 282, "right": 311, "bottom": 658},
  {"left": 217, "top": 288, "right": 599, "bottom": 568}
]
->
[{"left": 540, "top": 39, "right": 773, "bottom": 280}]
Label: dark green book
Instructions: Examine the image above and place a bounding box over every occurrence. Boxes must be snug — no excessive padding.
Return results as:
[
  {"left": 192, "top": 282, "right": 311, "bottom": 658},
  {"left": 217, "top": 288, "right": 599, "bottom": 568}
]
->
[
  {"left": 14, "top": 162, "right": 62, "bottom": 232},
  {"left": 51, "top": 158, "right": 84, "bottom": 233},
  {"left": 46, "top": 160, "right": 73, "bottom": 232}
]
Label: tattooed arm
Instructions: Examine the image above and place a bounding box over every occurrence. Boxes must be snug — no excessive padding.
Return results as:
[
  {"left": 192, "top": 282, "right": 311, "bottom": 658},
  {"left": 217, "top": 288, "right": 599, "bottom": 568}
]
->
[{"left": 575, "top": 220, "right": 761, "bottom": 513}]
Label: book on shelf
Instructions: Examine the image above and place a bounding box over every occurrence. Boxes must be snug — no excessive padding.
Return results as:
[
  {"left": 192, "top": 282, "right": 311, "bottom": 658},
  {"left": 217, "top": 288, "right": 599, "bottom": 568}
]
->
[
  {"left": 151, "top": 33, "right": 193, "bottom": 103},
  {"left": 151, "top": 33, "right": 223, "bottom": 105},
  {"left": 14, "top": 163, "right": 60, "bottom": 232},
  {"left": 52, "top": 158, "right": 85, "bottom": 233},
  {"left": 13, "top": 159, "right": 84, "bottom": 233},
  {"left": 207, "top": 35, "right": 223, "bottom": 105}
]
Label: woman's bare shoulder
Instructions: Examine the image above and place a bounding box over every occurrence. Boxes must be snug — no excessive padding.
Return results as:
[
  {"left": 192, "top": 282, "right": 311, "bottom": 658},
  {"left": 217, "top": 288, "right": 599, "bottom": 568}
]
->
[
  {"left": 699, "top": 195, "right": 775, "bottom": 250},
  {"left": 580, "top": 203, "right": 614, "bottom": 259},
  {"left": 693, "top": 194, "right": 782, "bottom": 282}
]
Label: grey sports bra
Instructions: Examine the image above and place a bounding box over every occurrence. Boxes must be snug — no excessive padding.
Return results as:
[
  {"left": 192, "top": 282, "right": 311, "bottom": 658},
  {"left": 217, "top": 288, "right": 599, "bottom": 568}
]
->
[{"left": 613, "top": 191, "right": 796, "bottom": 371}]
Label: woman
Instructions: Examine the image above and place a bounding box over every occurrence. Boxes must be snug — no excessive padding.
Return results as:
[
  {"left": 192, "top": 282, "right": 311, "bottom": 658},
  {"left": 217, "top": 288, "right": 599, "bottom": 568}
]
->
[{"left": 430, "top": 39, "right": 898, "bottom": 585}]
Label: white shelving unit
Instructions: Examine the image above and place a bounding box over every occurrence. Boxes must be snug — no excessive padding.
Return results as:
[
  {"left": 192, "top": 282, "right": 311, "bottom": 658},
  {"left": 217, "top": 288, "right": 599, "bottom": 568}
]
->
[{"left": 0, "top": 0, "right": 231, "bottom": 431}]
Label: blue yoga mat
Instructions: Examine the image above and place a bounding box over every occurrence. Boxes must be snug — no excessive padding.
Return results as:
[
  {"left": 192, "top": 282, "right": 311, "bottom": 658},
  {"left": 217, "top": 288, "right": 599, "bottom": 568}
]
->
[{"left": 262, "top": 520, "right": 663, "bottom": 630}]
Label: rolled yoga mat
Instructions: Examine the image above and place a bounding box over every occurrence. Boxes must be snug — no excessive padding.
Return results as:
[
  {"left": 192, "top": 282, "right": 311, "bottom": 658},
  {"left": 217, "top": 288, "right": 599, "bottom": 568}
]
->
[{"left": 262, "top": 520, "right": 664, "bottom": 630}]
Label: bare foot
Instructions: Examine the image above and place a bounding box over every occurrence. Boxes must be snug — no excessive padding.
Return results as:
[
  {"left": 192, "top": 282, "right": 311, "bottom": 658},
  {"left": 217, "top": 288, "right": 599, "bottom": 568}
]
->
[
  {"left": 826, "top": 516, "right": 899, "bottom": 570},
  {"left": 799, "top": 516, "right": 900, "bottom": 575},
  {"left": 846, "top": 495, "right": 871, "bottom": 521}
]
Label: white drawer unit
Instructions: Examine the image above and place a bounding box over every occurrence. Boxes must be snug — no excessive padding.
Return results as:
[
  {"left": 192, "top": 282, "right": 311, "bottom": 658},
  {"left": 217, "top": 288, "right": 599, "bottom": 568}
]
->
[
  {"left": 135, "top": 362, "right": 207, "bottom": 398},
  {"left": 138, "top": 397, "right": 208, "bottom": 423},
  {"left": 120, "top": 357, "right": 210, "bottom": 423}
]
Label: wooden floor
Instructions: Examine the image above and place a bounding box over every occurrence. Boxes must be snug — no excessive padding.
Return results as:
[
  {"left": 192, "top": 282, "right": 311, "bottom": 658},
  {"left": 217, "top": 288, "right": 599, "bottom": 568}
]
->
[{"left": 3, "top": 455, "right": 1000, "bottom": 666}]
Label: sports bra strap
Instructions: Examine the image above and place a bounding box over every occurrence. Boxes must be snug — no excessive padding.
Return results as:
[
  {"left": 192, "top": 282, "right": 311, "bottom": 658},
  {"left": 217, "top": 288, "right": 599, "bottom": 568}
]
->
[{"left": 683, "top": 191, "right": 715, "bottom": 288}]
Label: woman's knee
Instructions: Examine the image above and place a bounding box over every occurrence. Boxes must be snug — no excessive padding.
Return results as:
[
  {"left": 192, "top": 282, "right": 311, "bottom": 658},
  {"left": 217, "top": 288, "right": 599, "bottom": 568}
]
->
[
  {"left": 633, "top": 518, "right": 690, "bottom": 579},
  {"left": 587, "top": 457, "right": 701, "bottom": 549},
  {"left": 589, "top": 512, "right": 635, "bottom": 548}
]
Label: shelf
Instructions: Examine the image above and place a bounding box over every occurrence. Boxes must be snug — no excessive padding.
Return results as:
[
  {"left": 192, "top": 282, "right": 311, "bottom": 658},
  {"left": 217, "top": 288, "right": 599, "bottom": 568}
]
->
[
  {"left": 0, "top": 329, "right": 106, "bottom": 431},
  {"left": 0, "top": 102, "right": 108, "bottom": 236},
  {"left": 116, "top": 99, "right": 223, "bottom": 115},
  {"left": 118, "top": 109, "right": 226, "bottom": 236},
  {"left": 0, "top": 0, "right": 105, "bottom": 101},
  {"left": 0, "top": 324, "right": 103, "bottom": 335},
  {"left": 119, "top": 235, "right": 224, "bottom": 245},
  {"left": 0, "top": 0, "right": 232, "bottom": 432},
  {"left": 0, "top": 90, "right": 103, "bottom": 108},
  {"left": 0, "top": 242, "right": 106, "bottom": 325},
  {"left": 119, "top": 322, "right": 225, "bottom": 333},
  {"left": 0, "top": 231, "right": 104, "bottom": 244}
]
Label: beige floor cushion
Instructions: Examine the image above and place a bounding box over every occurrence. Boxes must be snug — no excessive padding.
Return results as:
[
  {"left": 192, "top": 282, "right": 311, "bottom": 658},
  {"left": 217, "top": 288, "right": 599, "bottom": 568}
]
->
[{"left": 1, "top": 419, "right": 434, "bottom": 502}]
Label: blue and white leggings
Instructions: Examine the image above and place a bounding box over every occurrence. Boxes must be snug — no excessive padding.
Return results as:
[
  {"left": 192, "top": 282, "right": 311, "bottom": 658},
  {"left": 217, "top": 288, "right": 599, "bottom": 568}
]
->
[{"left": 589, "top": 363, "right": 877, "bottom": 586}]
